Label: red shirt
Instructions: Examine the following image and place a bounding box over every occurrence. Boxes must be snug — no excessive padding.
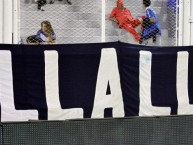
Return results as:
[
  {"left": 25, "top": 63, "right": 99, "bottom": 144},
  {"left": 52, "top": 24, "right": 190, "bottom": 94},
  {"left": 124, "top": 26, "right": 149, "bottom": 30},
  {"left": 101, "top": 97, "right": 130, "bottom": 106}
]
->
[{"left": 109, "top": 7, "right": 134, "bottom": 27}]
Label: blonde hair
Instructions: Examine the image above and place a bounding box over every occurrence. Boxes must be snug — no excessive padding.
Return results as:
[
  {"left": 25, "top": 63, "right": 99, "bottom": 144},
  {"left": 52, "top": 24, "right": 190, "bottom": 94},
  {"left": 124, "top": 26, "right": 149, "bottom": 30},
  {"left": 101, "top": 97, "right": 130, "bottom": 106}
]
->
[{"left": 41, "top": 21, "right": 54, "bottom": 34}]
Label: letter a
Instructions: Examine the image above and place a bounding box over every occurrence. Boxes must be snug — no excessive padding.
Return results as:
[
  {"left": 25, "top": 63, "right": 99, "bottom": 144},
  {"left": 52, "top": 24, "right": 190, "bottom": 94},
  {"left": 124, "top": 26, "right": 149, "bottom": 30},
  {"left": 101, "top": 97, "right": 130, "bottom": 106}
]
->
[{"left": 92, "top": 48, "right": 124, "bottom": 118}]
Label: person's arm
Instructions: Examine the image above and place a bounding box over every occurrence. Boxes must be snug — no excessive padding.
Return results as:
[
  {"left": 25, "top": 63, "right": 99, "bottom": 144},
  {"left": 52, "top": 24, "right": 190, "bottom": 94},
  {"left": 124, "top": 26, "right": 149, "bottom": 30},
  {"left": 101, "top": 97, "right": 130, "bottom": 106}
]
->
[
  {"left": 146, "top": 9, "right": 156, "bottom": 23},
  {"left": 45, "top": 32, "right": 56, "bottom": 44},
  {"left": 43, "top": 29, "right": 55, "bottom": 44},
  {"left": 109, "top": 8, "right": 118, "bottom": 23},
  {"left": 125, "top": 8, "right": 134, "bottom": 22},
  {"left": 48, "top": 34, "right": 53, "bottom": 42}
]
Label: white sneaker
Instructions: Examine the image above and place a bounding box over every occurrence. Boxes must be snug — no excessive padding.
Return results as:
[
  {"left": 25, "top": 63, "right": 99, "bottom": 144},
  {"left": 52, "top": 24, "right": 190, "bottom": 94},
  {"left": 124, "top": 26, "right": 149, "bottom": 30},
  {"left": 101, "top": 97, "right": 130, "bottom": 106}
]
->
[
  {"left": 143, "top": 40, "right": 148, "bottom": 45},
  {"left": 40, "top": 6, "right": 45, "bottom": 11}
]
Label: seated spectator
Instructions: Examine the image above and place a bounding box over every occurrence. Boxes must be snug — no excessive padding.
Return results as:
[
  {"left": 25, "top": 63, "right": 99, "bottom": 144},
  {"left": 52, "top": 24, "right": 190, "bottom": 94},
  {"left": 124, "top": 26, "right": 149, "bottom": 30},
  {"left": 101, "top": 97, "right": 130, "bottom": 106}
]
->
[
  {"left": 26, "top": 35, "right": 42, "bottom": 44},
  {"left": 109, "top": 0, "right": 143, "bottom": 42},
  {"left": 36, "top": 21, "right": 56, "bottom": 44},
  {"left": 50, "top": 0, "right": 72, "bottom": 5}
]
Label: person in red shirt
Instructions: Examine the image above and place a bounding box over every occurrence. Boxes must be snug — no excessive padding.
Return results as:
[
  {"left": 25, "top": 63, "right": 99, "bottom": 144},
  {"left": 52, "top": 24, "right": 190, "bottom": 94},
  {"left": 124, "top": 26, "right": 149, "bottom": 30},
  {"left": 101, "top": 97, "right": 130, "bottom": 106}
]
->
[{"left": 109, "top": 0, "right": 143, "bottom": 42}]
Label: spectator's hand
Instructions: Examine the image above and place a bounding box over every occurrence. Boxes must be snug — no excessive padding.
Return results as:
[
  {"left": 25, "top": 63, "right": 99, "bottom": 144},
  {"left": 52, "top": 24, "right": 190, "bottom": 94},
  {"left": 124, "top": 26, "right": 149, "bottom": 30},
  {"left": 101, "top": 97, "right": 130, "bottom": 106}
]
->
[
  {"left": 150, "top": 18, "right": 155, "bottom": 23},
  {"left": 109, "top": 17, "right": 118, "bottom": 23},
  {"left": 113, "top": 19, "right": 118, "bottom": 23},
  {"left": 46, "top": 30, "right": 52, "bottom": 36}
]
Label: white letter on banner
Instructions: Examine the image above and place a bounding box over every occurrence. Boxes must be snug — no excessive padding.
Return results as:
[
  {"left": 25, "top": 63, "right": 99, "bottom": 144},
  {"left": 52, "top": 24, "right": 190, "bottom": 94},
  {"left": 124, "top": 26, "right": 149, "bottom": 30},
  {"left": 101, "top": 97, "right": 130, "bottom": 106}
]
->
[
  {"left": 177, "top": 51, "right": 193, "bottom": 114},
  {"left": 44, "top": 51, "right": 83, "bottom": 120},
  {"left": 139, "top": 51, "right": 170, "bottom": 116},
  {"left": 91, "top": 48, "right": 124, "bottom": 118},
  {"left": 0, "top": 51, "right": 38, "bottom": 122}
]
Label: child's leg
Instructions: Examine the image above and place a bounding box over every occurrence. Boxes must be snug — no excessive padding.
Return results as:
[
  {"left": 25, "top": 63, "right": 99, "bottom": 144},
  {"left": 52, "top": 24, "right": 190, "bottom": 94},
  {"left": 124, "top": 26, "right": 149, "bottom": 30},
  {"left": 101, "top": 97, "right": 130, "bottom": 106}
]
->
[
  {"left": 140, "top": 38, "right": 149, "bottom": 45},
  {"left": 153, "top": 35, "right": 161, "bottom": 46},
  {"left": 139, "top": 33, "right": 152, "bottom": 44},
  {"left": 139, "top": 32, "right": 149, "bottom": 45},
  {"left": 146, "top": 35, "right": 161, "bottom": 46},
  {"left": 132, "top": 19, "right": 141, "bottom": 28},
  {"left": 131, "top": 15, "right": 145, "bottom": 28},
  {"left": 122, "top": 23, "right": 141, "bottom": 41},
  {"left": 37, "top": 0, "right": 42, "bottom": 10},
  {"left": 152, "top": 35, "right": 156, "bottom": 43}
]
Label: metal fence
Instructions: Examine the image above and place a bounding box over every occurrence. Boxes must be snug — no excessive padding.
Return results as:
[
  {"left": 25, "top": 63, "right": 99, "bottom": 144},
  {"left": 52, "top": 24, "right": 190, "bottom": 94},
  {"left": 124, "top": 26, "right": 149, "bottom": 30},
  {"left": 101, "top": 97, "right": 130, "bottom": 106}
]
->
[
  {"left": 1, "top": 115, "right": 193, "bottom": 145},
  {"left": 18, "top": 0, "right": 178, "bottom": 46},
  {"left": 106, "top": 0, "right": 178, "bottom": 46}
]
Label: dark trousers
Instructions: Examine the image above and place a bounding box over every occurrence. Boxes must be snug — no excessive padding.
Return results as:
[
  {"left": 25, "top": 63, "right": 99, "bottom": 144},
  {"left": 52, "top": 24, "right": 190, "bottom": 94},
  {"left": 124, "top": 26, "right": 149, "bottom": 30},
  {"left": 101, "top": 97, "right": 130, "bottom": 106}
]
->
[
  {"left": 139, "top": 18, "right": 159, "bottom": 44},
  {"left": 38, "top": 0, "right": 46, "bottom": 10}
]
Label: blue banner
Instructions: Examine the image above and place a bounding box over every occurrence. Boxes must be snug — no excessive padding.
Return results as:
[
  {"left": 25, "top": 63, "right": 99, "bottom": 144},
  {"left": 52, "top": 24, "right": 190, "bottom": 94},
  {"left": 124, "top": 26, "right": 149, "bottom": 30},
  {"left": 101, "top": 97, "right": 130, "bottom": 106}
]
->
[{"left": 0, "top": 42, "right": 193, "bottom": 121}]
